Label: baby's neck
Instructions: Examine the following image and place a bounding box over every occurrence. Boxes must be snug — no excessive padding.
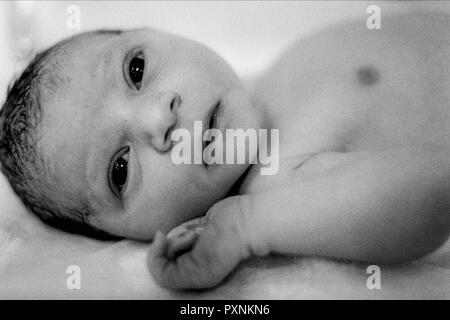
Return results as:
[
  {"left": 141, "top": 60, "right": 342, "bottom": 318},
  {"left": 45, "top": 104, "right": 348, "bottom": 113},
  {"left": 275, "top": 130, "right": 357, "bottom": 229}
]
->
[
  {"left": 223, "top": 75, "right": 277, "bottom": 197},
  {"left": 225, "top": 164, "right": 254, "bottom": 197}
]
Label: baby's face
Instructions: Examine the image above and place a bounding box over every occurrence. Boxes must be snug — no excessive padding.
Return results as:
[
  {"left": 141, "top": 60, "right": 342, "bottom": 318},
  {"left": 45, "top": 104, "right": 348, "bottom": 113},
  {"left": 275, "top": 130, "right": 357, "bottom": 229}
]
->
[{"left": 39, "top": 29, "right": 262, "bottom": 239}]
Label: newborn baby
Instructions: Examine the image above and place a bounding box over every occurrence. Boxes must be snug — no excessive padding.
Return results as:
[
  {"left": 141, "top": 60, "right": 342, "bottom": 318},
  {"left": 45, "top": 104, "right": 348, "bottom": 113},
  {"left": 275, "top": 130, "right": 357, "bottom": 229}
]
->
[{"left": 1, "top": 12, "right": 449, "bottom": 290}]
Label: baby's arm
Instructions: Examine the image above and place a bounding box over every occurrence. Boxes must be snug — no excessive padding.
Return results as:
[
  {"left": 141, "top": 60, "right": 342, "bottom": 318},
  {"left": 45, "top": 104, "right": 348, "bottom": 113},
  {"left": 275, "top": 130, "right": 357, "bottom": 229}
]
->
[
  {"left": 246, "top": 146, "right": 450, "bottom": 263},
  {"left": 148, "top": 146, "right": 450, "bottom": 289}
]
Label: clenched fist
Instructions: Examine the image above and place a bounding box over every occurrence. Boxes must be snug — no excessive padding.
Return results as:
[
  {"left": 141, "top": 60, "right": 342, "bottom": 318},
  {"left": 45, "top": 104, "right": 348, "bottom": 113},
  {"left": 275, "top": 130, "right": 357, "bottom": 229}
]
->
[{"left": 147, "top": 196, "right": 253, "bottom": 289}]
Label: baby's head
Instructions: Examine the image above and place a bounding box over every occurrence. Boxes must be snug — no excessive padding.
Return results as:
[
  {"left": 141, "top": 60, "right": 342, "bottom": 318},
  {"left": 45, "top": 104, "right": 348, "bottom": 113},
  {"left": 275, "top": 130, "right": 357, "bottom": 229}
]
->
[{"left": 0, "top": 28, "right": 262, "bottom": 240}]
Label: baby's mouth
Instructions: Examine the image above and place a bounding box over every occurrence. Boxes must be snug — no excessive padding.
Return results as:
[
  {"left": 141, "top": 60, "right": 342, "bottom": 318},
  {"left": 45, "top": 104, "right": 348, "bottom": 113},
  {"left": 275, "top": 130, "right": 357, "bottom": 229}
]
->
[{"left": 203, "top": 101, "right": 221, "bottom": 150}]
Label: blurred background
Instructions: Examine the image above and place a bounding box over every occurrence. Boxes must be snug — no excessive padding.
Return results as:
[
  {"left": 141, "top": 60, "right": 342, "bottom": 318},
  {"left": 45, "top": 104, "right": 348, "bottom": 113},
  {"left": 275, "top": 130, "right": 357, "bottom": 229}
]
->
[{"left": 0, "top": 1, "right": 449, "bottom": 103}]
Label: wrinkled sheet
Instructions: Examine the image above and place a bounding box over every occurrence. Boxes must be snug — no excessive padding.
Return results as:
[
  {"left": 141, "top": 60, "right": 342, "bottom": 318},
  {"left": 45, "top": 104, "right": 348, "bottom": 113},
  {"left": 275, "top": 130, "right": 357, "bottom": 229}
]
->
[{"left": 1, "top": 173, "right": 449, "bottom": 299}]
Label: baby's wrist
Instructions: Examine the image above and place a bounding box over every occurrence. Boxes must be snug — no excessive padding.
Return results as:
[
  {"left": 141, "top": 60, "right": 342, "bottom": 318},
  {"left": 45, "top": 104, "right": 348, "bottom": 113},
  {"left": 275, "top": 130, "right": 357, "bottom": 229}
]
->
[
  {"left": 238, "top": 195, "right": 271, "bottom": 258},
  {"left": 205, "top": 196, "right": 251, "bottom": 260}
]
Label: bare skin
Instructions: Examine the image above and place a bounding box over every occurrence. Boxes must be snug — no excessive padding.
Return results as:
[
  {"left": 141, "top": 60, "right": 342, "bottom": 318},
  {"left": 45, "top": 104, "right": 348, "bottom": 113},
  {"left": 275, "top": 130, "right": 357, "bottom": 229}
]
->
[
  {"left": 38, "top": 28, "right": 263, "bottom": 240},
  {"left": 148, "top": 12, "right": 450, "bottom": 289}
]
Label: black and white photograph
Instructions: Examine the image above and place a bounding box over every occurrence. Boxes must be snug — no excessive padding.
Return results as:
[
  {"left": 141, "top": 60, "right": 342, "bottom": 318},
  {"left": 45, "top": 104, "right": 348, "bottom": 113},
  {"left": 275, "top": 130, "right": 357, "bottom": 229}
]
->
[{"left": 0, "top": 0, "right": 449, "bottom": 302}]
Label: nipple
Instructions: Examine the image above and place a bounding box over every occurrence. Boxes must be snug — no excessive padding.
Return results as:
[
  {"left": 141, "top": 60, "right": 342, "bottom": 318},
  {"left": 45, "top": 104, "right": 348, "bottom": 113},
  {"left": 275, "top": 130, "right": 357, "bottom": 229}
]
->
[{"left": 356, "top": 65, "right": 381, "bottom": 86}]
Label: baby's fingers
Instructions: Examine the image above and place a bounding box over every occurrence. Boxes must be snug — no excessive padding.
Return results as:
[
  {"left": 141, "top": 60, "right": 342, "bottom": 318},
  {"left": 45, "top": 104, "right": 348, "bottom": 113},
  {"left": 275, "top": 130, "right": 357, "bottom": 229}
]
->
[
  {"left": 148, "top": 199, "right": 252, "bottom": 290},
  {"left": 148, "top": 231, "right": 225, "bottom": 289},
  {"left": 166, "top": 231, "right": 199, "bottom": 259},
  {"left": 150, "top": 231, "right": 169, "bottom": 257}
]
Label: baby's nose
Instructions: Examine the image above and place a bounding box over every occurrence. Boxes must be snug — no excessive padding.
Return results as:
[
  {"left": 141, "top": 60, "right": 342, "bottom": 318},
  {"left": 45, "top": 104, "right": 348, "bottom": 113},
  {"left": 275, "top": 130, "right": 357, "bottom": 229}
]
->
[{"left": 136, "top": 91, "right": 181, "bottom": 152}]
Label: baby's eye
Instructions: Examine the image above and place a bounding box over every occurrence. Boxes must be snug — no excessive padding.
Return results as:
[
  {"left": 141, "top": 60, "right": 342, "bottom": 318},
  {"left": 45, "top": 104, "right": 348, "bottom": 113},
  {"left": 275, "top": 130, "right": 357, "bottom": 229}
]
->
[
  {"left": 127, "top": 52, "right": 145, "bottom": 90},
  {"left": 123, "top": 50, "right": 145, "bottom": 90},
  {"left": 108, "top": 147, "right": 130, "bottom": 197}
]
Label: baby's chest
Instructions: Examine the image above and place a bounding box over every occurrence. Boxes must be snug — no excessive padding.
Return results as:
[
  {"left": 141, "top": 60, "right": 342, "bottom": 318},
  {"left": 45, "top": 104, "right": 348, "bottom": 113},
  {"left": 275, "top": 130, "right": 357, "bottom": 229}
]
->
[{"left": 252, "top": 16, "right": 450, "bottom": 156}]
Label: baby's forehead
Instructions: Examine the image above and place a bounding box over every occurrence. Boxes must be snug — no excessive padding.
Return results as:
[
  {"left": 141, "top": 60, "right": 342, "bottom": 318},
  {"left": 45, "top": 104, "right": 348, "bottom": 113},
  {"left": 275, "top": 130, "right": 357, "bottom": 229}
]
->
[
  {"left": 38, "top": 32, "right": 124, "bottom": 160},
  {"left": 65, "top": 29, "right": 124, "bottom": 49},
  {"left": 53, "top": 30, "right": 123, "bottom": 71},
  {"left": 41, "top": 30, "right": 130, "bottom": 102}
]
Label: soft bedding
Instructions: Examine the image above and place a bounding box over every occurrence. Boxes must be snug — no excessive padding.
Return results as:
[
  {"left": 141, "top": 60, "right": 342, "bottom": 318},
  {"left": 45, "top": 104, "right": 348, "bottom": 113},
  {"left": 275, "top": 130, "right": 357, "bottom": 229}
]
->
[{"left": 1, "top": 172, "right": 449, "bottom": 299}]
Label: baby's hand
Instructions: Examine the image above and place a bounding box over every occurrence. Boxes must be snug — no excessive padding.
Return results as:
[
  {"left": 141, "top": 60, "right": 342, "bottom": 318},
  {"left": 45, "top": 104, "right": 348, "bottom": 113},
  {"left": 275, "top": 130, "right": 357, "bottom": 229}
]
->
[{"left": 147, "top": 197, "right": 252, "bottom": 289}]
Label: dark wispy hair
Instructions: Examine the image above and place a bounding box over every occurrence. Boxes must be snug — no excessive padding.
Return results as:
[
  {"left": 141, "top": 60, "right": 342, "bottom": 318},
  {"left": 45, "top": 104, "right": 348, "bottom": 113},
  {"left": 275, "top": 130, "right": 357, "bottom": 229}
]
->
[{"left": 0, "top": 30, "right": 124, "bottom": 240}]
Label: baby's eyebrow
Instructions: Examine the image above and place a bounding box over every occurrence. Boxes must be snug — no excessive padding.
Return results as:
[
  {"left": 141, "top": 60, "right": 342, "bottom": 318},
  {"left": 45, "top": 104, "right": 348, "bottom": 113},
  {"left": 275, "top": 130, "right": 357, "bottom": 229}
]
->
[
  {"left": 102, "top": 50, "right": 113, "bottom": 82},
  {"left": 93, "top": 29, "right": 124, "bottom": 36},
  {"left": 88, "top": 41, "right": 118, "bottom": 92}
]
